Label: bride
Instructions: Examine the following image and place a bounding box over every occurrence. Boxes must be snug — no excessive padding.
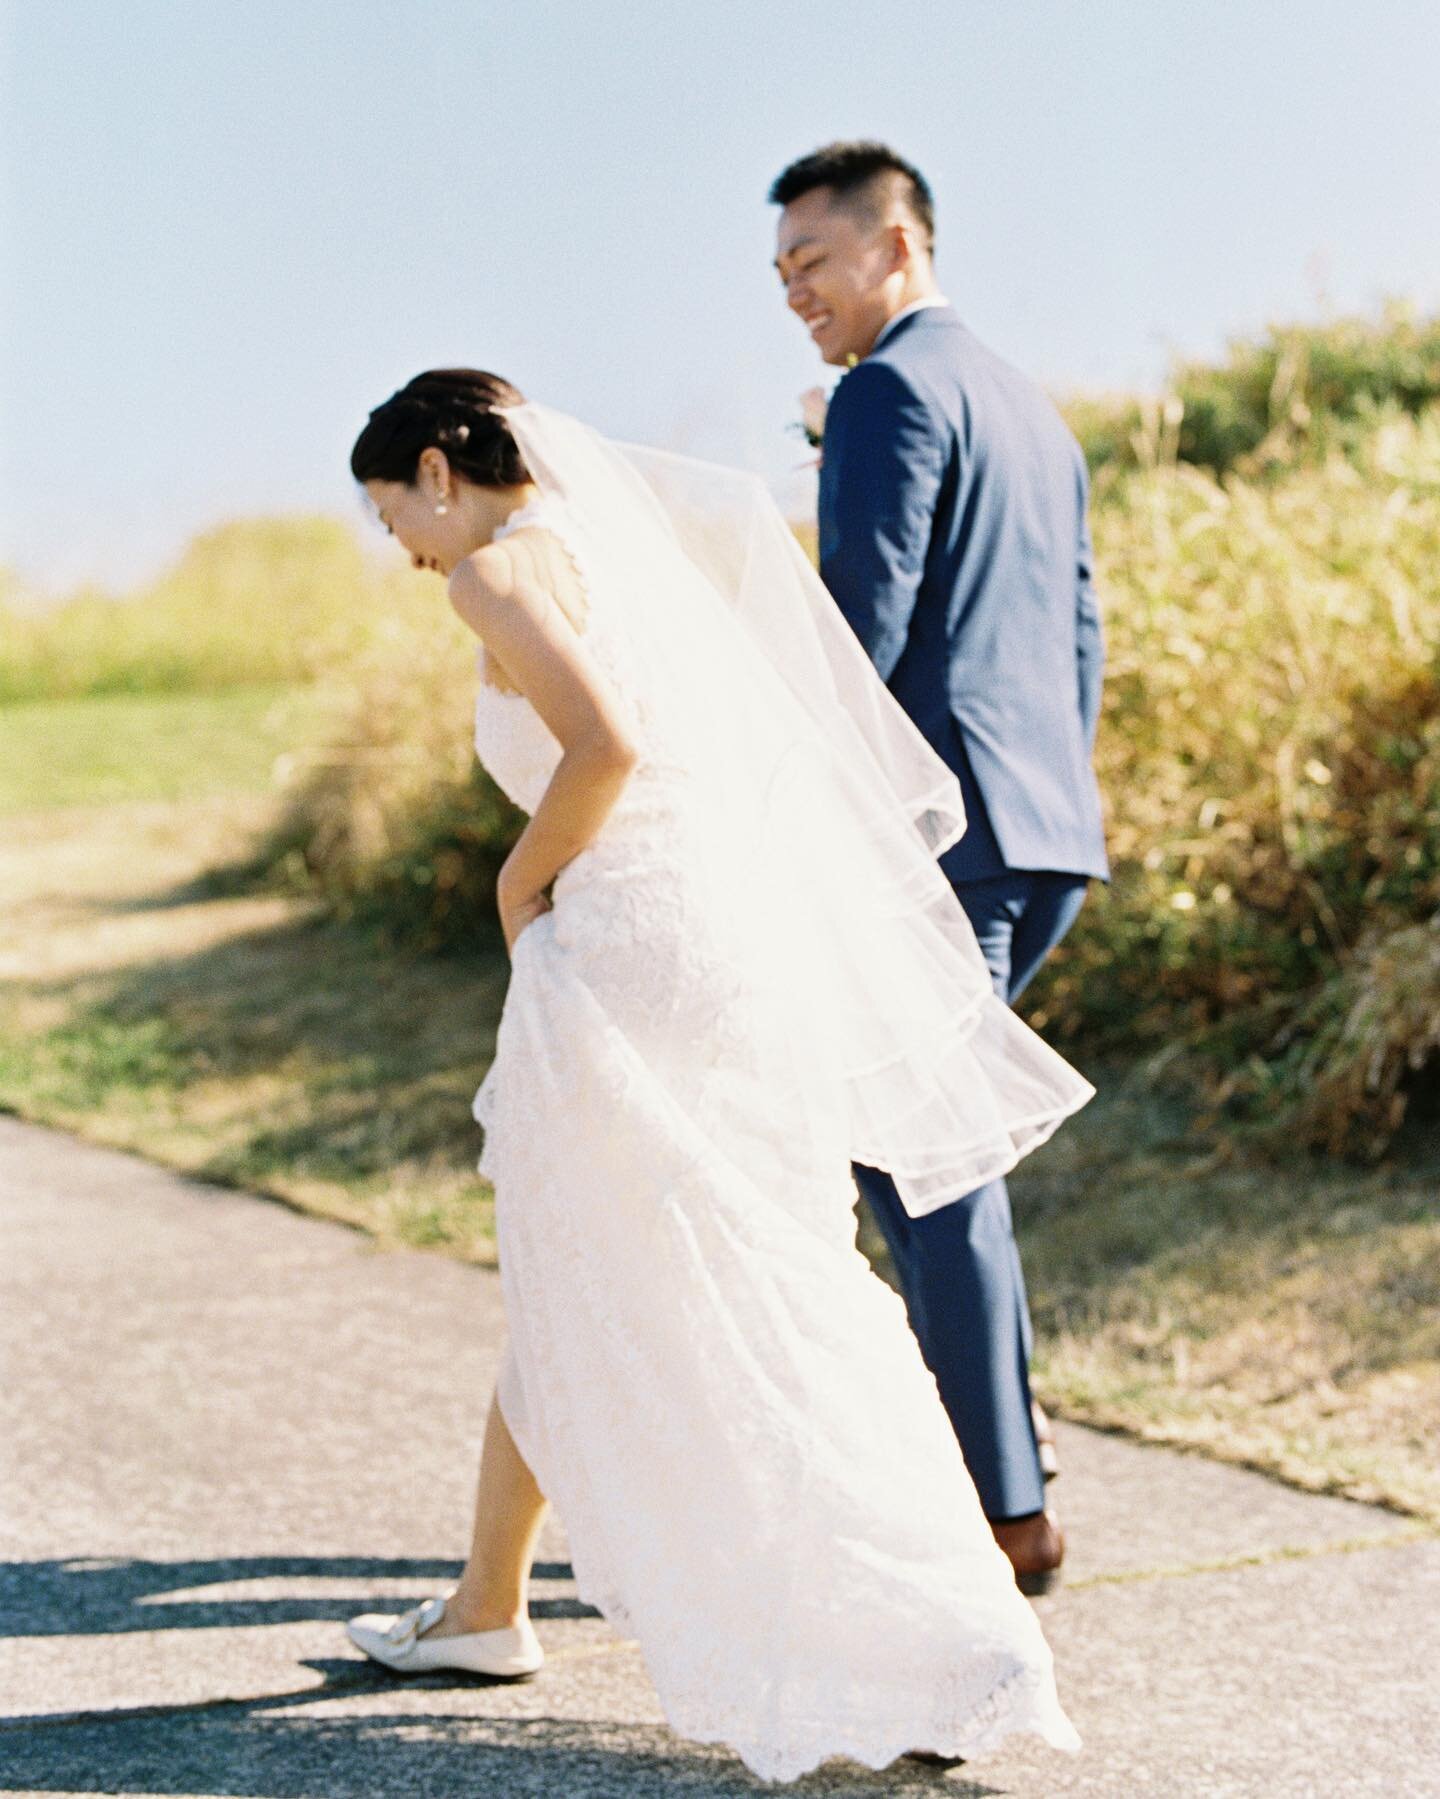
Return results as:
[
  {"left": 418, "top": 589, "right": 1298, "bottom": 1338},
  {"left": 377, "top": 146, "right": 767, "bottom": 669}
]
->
[{"left": 343, "top": 368, "right": 1090, "bottom": 1781}]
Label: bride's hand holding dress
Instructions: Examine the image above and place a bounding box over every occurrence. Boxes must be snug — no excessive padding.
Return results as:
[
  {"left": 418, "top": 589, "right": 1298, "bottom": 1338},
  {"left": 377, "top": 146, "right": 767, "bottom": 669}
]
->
[{"left": 448, "top": 531, "right": 636, "bottom": 953}]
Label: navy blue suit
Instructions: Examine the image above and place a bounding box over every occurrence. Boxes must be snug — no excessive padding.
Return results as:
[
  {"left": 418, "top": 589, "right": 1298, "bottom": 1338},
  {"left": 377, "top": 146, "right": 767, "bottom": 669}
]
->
[{"left": 819, "top": 305, "right": 1106, "bottom": 1520}]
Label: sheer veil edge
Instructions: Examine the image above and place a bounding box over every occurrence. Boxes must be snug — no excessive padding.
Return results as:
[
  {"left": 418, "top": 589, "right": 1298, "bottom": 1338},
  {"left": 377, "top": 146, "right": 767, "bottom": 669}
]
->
[{"left": 500, "top": 401, "right": 1092, "bottom": 1216}]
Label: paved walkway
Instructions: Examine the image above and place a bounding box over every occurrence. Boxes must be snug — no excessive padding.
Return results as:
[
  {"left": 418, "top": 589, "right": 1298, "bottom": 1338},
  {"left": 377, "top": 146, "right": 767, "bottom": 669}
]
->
[{"left": 2, "top": 1115, "right": 1436, "bottom": 1797}]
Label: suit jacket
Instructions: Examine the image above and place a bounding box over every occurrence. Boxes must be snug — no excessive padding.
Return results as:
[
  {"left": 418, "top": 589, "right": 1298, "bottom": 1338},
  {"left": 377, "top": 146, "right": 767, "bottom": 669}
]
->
[{"left": 818, "top": 307, "right": 1108, "bottom": 883}]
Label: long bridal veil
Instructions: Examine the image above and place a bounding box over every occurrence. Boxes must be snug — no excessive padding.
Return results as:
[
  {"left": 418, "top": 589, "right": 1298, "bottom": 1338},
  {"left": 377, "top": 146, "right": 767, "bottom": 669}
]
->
[{"left": 500, "top": 401, "right": 1092, "bottom": 1217}]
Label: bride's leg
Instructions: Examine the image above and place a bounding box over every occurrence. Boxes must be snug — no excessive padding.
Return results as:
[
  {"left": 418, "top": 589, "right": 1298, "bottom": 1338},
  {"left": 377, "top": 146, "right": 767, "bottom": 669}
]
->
[{"left": 426, "top": 1386, "right": 549, "bottom": 1638}]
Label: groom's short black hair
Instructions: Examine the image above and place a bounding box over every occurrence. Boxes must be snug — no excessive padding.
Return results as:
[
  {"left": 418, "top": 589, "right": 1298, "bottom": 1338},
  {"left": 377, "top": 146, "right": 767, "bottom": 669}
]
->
[{"left": 768, "top": 141, "right": 935, "bottom": 250}]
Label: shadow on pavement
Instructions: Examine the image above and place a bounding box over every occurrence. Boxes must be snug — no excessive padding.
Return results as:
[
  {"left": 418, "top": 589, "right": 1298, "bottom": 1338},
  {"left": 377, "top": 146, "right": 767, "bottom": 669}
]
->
[
  {"left": 0, "top": 1556, "right": 598, "bottom": 1638},
  {"left": 0, "top": 1697, "right": 1005, "bottom": 1798}
]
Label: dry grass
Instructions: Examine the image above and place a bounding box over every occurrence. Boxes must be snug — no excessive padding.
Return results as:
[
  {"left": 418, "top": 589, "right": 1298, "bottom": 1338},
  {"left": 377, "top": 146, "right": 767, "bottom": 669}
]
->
[
  {"left": 258, "top": 586, "right": 524, "bottom": 948},
  {"left": 1007, "top": 1068, "right": 1440, "bottom": 1524},
  {"left": 1260, "top": 914, "right": 1440, "bottom": 1155},
  {"left": 1030, "top": 406, "right": 1440, "bottom": 1153}
]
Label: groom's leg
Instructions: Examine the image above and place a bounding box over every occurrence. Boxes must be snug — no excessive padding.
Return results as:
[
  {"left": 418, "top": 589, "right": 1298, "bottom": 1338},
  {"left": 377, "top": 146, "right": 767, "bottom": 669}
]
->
[
  {"left": 857, "top": 1160, "right": 1046, "bottom": 1521},
  {"left": 859, "top": 873, "right": 1091, "bottom": 1518},
  {"left": 953, "top": 874, "right": 1043, "bottom": 1513},
  {"left": 1005, "top": 873, "right": 1089, "bottom": 1004},
  {"left": 998, "top": 872, "right": 1089, "bottom": 1369},
  {"left": 856, "top": 872, "right": 1046, "bottom": 1522}
]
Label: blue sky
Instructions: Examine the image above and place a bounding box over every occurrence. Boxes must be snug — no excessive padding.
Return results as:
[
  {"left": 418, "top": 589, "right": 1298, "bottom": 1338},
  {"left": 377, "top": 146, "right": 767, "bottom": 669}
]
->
[{"left": 4, "top": 0, "right": 1439, "bottom": 592}]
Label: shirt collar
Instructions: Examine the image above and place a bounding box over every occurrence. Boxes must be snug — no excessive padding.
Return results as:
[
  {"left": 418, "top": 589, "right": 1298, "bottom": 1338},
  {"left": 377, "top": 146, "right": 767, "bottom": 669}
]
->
[{"left": 869, "top": 295, "right": 951, "bottom": 355}]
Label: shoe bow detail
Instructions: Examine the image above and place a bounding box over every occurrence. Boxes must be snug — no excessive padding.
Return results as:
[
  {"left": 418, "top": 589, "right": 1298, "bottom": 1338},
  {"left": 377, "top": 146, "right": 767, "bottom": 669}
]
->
[{"left": 384, "top": 1595, "right": 446, "bottom": 1647}]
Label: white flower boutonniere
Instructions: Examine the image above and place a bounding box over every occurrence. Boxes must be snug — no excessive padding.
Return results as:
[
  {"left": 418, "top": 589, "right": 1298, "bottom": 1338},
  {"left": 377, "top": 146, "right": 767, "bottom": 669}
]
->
[{"left": 796, "top": 386, "right": 829, "bottom": 449}]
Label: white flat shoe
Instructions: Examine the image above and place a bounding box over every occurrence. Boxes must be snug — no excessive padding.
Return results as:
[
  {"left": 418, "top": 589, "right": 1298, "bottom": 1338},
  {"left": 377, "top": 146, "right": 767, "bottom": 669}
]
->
[{"left": 346, "top": 1593, "right": 544, "bottom": 1679}]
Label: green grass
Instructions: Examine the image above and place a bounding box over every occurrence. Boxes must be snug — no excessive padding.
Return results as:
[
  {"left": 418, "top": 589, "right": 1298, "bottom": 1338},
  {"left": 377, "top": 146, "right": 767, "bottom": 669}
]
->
[
  {"left": 0, "top": 910, "right": 505, "bottom": 1260},
  {"left": 0, "top": 515, "right": 390, "bottom": 702},
  {"left": 0, "top": 686, "right": 323, "bottom": 813},
  {"left": 1, "top": 683, "right": 503, "bottom": 1260}
]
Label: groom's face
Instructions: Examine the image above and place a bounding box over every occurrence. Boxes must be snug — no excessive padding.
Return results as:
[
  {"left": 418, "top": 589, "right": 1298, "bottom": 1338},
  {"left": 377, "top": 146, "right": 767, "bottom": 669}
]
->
[{"left": 774, "top": 187, "right": 900, "bottom": 367}]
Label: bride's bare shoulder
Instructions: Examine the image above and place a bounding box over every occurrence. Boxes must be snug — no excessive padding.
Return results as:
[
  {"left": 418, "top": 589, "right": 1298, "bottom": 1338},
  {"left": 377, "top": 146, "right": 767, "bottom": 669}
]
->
[
  {"left": 448, "top": 542, "right": 520, "bottom": 633},
  {"left": 451, "top": 529, "right": 588, "bottom": 639}
]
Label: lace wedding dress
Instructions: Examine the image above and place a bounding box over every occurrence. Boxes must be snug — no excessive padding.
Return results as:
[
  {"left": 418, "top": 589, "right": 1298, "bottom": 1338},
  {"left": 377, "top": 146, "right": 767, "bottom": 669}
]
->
[{"left": 469, "top": 487, "right": 1081, "bottom": 1782}]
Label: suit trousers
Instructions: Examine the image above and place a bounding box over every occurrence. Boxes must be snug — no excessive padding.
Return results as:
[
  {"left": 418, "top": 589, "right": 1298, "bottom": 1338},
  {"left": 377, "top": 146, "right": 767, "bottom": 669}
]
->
[{"left": 855, "top": 869, "right": 1088, "bottom": 1522}]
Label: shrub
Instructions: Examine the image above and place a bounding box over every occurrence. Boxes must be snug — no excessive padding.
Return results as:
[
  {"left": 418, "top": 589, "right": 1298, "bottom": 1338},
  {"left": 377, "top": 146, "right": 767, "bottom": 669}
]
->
[
  {"left": 1255, "top": 913, "right": 1440, "bottom": 1156},
  {"left": 1067, "top": 304, "right": 1440, "bottom": 479},
  {"left": 1030, "top": 405, "right": 1440, "bottom": 1150},
  {"left": 263, "top": 589, "right": 524, "bottom": 949}
]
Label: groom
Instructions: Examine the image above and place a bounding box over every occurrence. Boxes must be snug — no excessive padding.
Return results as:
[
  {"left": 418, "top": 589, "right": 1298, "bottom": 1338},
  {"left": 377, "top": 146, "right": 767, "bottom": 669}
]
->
[{"left": 769, "top": 142, "right": 1107, "bottom": 1590}]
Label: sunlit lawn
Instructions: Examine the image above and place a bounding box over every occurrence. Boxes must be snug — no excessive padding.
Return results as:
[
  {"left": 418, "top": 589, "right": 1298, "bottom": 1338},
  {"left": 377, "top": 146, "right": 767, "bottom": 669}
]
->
[
  {"left": 0, "top": 686, "right": 314, "bottom": 812},
  {"left": 1, "top": 685, "right": 505, "bottom": 1260}
]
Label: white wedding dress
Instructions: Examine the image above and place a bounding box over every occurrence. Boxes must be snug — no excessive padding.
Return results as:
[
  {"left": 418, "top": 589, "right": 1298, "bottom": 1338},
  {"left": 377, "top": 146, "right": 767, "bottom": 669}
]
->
[{"left": 470, "top": 492, "right": 1080, "bottom": 1782}]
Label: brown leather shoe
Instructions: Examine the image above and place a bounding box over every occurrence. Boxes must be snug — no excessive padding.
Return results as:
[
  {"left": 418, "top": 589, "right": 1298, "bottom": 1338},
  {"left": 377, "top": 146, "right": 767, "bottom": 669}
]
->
[
  {"left": 1032, "top": 1398, "right": 1060, "bottom": 1481},
  {"left": 991, "top": 1508, "right": 1065, "bottom": 1597}
]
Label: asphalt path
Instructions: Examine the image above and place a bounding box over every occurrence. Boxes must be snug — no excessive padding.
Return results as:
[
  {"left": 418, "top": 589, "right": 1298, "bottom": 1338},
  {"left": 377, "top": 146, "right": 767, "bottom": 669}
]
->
[{"left": 3, "top": 1116, "right": 1437, "bottom": 1797}]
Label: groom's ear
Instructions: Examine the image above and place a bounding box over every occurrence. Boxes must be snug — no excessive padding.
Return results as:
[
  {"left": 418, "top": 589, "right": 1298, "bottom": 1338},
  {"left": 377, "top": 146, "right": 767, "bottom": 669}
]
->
[{"left": 887, "top": 219, "right": 923, "bottom": 273}]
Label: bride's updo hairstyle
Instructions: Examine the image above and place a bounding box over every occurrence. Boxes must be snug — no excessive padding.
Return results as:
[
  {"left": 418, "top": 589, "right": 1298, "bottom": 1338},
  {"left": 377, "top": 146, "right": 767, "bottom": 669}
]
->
[{"left": 350, "top": 369, "right": 531, "bottom": 489}]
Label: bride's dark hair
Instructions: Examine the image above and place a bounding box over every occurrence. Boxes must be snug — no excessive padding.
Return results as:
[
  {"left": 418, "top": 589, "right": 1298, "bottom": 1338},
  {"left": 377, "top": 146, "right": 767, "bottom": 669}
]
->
[{"left": 350, "top": 369, "right": 530, "bottom": 489}]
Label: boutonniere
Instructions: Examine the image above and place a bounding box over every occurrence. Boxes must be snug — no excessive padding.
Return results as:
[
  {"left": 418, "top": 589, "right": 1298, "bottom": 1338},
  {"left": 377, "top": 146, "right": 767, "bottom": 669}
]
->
[
  {"left": 793, "top": 386, "right": 829, "bottom": 451},
  {"left": 790, "top": 369, "right": 856, "bottom": 465}
]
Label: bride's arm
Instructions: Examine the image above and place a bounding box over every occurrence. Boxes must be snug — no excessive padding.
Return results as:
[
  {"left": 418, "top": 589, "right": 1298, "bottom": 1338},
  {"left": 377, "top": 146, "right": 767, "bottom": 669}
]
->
[{"left": 449, "top": 544, "right": 639, "bottom": 950}]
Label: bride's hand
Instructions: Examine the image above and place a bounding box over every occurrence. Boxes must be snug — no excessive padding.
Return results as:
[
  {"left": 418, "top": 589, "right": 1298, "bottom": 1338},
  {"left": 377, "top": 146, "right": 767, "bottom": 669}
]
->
[{"left": 498, "top": 883, "right": 553, "bottom": 955}]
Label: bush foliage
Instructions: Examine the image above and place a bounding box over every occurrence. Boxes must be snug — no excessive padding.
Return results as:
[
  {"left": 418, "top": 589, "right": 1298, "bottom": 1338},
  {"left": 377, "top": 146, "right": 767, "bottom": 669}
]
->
[
  {"left": 261, "top": 596, "right": 524, "bottom": 949},
  {"left": 1033, "top": 401, "right": 1440, "bottom": 1151},
  {"left": 1067, "top": 303, "right": 1440, "bottom": 478}
]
